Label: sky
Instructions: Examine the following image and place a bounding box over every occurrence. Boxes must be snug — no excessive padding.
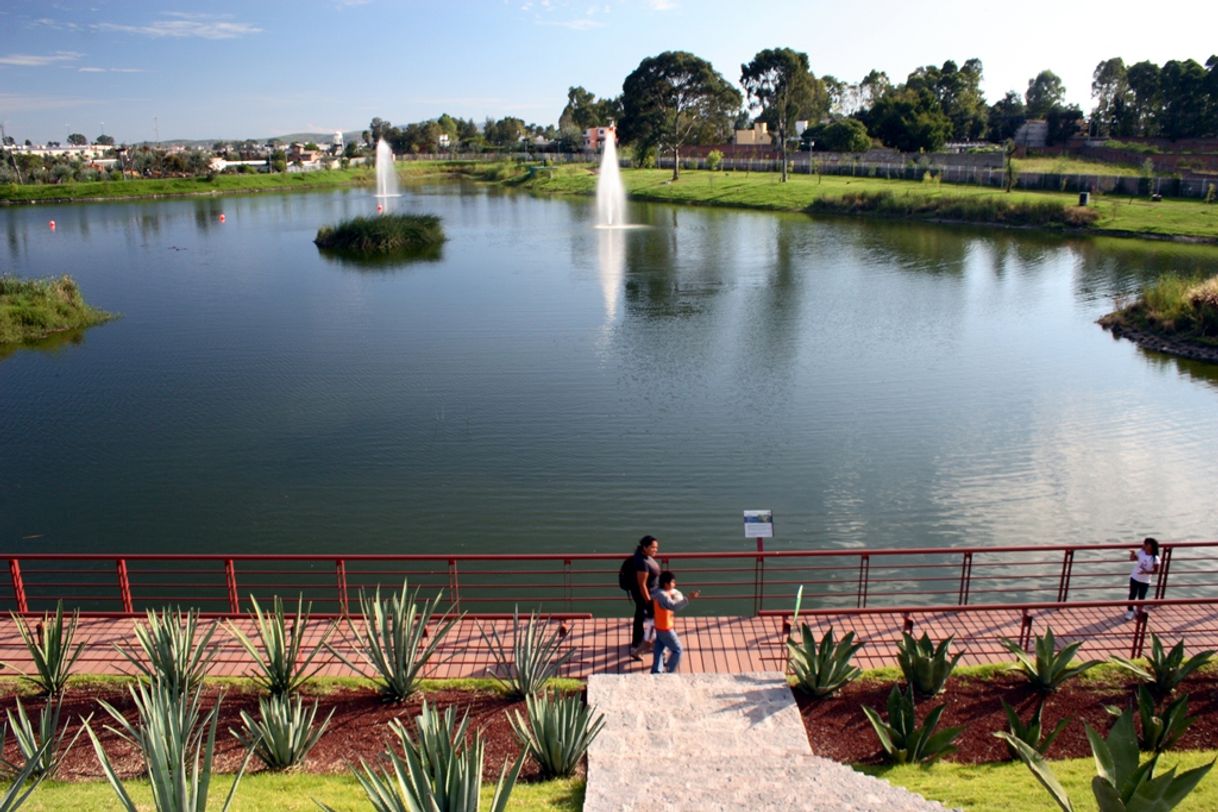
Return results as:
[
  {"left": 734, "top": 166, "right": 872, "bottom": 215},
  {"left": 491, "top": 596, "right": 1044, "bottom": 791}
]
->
[{"left": 1, "top": 0, "right": 1215, "bottom": 144}]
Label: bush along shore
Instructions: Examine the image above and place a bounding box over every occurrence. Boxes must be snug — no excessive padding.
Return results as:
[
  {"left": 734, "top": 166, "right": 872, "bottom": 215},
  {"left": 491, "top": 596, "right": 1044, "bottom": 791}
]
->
[
  {"left": 0, "top": 275, "right": 113, "bottom": 346},
  {"left": 313, "top": 213, "right": 445, "bottom": 258},
  {"left": 1099, "top": 273, "right": 1218, "bottom": 363}
]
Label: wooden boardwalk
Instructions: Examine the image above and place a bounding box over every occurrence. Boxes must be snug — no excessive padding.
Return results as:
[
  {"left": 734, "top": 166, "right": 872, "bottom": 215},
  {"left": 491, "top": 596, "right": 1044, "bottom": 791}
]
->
[{"left": 3, "top": 603, "right": 1217, "bottom": 682}]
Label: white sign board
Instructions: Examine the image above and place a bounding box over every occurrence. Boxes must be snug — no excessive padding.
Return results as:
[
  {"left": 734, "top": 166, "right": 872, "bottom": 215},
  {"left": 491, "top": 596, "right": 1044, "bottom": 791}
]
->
[{"left": 743, "top": 510, "right": 773, "bottom": 538}]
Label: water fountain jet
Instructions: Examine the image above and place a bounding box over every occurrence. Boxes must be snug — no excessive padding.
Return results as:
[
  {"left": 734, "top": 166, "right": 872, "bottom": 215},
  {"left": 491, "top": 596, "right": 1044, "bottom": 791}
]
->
[
  {"left": 595, "top": 127, "right": 627, "bottom": 228},
  {"left": 374, "top": 139, "right": 401, "bottom": 212}
]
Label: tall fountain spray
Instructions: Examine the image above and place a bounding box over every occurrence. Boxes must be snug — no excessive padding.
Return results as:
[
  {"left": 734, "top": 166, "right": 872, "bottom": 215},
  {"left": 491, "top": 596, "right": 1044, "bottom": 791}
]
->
[
  {"left": 595, "top": 128, "right": 626, "bottom": 227},
  {"left": 374, "top": 139, "right": 400, "bottom": 212}
]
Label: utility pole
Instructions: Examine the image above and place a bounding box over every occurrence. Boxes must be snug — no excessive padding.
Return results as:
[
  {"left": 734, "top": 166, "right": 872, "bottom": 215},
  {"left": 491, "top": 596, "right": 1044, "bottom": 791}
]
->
[{"left": 0, "top": 121, "right": 22, "bottom": 184}]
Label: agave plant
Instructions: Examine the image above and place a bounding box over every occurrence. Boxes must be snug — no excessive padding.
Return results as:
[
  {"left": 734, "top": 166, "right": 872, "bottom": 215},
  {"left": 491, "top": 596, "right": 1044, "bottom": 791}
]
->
[
  {"left": 509, "top": 690, "right": 605, "bottom": 778},
  {"left": 320, "top": 702, "right": 523, "bottom": 812},
  {"left": 995, "top": 698, "right": 1068, "bottom": 759},
  {"left": 896, "top": 631, "right": 962, "bottom": 696},
  {"left": 479, "top": 608, "right": 576, "bottom": 698},
  {"left": 232, "top": 693, "right": 333, "bottom": 771},
  {"left": 329, "top": 580, "right": 460, "bottom": 702},
  {"left": 1106, "top": 686, "right": 1195, "bottom": 755},
  {"left": 227, "top": 594, "right": 334, "bottom": 697},
  {"left": 86, "top": 681, "right": 251, "bottom": 812},
  {"left": 1000, "top": 627, "right": 1101, "bottom": 693},
  {"left": 117, "top": 606, "right": 218, "bottom": 695},
  {"left": 862, "top": 685, "right": 962, "bottom": 765},
  {"left": 998, "top": 709, "right": 1213, "bottom": 812},
  {"left": 0, "top": 724, "right": 51, "bottom": 812},
  {"left": 0, "top": 696, "right": 89, "bottom": 781},
  {"left": 786, "top": 625, "right": 863, "bottom": 699},
  {"left": 1111, "top": 634, "right": 1215, "bottom": 699},
  {"left": 6, "top": 601, "right": 85, "bottom": 696}
]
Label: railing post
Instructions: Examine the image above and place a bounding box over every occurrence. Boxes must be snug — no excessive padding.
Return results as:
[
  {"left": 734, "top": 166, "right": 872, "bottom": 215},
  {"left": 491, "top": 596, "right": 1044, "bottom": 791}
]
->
[
  {"left": 1056, "top": 549, "right": 1074, "bottom": 602},
  {"left": 1154, "top": 547, "right": 1173, "bottom": 600},
  {"left": 116, "top": 559, "right": 134, "bottom": 614},
  {"left": 335, "top": 559, "right": 349, "bottom": 617},
  {"left": 1131, "top": 610, "right": 1150, "bottom": 658},
  {"left": 8, "top": 559, "right": 28, "bottom": 615},
  {"left": 753, "top": 542, "right": 765, "bottom": 616},
  {"left": 224, "top": 559, "right": 240, "bottom": 614},
  {"left": 856, "top": 555, "right": 870, "bottom": 609},
  {"left": 563, "top": 559, "right": 572, "bottom": 614},
  {"left": 448, "top": 559, "right": 460, "bottom": 614},
  {"left": 958, "top": 552, "right": 973, "bottom": 605}
]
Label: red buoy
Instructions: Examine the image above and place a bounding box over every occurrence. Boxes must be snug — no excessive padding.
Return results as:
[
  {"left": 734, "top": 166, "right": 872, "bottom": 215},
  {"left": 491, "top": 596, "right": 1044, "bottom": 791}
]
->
[
  {"left": 376, "top": 203, "right": 383, "bottom": 214},
  {"left": 218, "top": 213, "right": 226, "bottom": 223},
  {"left": 48, "top": 220, "right": 56, "bottom": 230}
]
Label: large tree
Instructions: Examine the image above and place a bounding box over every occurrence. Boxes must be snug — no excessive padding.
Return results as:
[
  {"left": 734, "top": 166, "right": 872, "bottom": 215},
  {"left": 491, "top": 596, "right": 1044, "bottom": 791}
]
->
[
  {"left": 1090, "top": 58, "right": 1130, "bottom": 137},
  {"left": 988, "top": 90, "right": 1027, "bottom": 142},
  {"left": 618, "top": 51, "right": 741, "bottom": 180},
  {"left": 741, "top": 48, "right": 819, "bottom": 181},
  {"left": 864, "top": 86, "right": 952, "bottom": 152},
  {"left": 66, "top": 133, "right": 87, "bottom": 146},
  {"left": 1025, "top": 70, "right": 1065, "bottom": 118},
  {"left": 906, "top": 59, "right": 988, "bottom": 141},
  {"left": 1125, "top": 61, "right": 1161, "bottom": 137}
]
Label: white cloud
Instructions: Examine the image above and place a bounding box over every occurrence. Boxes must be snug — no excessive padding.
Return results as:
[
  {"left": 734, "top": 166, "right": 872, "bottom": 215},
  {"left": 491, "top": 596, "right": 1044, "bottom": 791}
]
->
[
  {"left": 647, "top": 0, "right": 677, "bottom": 9},
  {"left": 94, "top": 14, "right": 261, "bottom": 39},
  {"left": 0, "top": 92, "right": 102, "bottom": 113},
  {"left": 0, "top": 51, "right": 83, "bottom": 67},
  {"left": 78, "top": 66, "right": 145, "bottom": 73}
]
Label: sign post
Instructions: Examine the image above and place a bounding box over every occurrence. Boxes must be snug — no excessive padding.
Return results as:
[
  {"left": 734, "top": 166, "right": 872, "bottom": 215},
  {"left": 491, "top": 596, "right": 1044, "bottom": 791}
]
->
[{"left": 743, "top": 510, "right": 774, "bottom": 614}]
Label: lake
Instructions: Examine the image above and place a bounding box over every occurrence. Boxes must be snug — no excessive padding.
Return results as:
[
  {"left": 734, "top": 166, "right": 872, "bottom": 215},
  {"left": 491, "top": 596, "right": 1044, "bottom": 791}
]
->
[{"left": 2, "top": 184, "right": 1217, "bottom": 557}]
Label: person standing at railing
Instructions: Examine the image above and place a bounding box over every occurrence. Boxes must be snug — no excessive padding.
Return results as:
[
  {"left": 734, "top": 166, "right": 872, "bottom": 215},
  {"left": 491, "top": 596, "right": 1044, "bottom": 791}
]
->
[
  {"left": 1125, "top": 537, "right": 1161, "bottom": 621},
  {"left": 628, "top": 535, "right": 661, "bottom": 660}
]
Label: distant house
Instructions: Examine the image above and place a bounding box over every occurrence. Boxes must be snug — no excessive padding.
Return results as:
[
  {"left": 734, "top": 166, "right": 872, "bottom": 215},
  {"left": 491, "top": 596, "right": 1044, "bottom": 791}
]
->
[
  {"left": 584, "top": 125, "right": 616, "bottom": 152},
  {"left": 734, "top": 122, "right": 772, "bottom": 146}
]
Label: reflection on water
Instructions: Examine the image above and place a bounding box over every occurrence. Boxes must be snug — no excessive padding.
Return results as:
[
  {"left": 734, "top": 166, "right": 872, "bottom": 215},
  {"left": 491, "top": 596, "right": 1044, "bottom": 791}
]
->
[{"left": 1, "top": 188, "right": 1217, "bottom": 559}]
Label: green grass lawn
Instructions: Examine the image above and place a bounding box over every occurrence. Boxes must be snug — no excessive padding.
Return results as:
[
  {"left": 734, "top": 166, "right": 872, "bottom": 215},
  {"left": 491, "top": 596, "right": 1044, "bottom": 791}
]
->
[
  {"left": 1014, "top": 156, "right": 1144, "bottom": 177},
  {"left": 22, "top": 774, "right": 584, "bottom": 811},
  {"left": 521, "top": 165, "right": 1218, "bottom": 241},
  {"left": 866, "top": 750, "right": 1218, "bottom": 812}
]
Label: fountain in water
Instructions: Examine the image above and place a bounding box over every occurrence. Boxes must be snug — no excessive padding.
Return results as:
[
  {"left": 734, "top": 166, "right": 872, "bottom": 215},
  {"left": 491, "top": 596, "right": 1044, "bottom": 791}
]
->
[
  {"left": 595, "top": 127, "right": 626, "bottom": 228},
  {"left": 374, "top": 139, "right": 400, "bottom": 213}
]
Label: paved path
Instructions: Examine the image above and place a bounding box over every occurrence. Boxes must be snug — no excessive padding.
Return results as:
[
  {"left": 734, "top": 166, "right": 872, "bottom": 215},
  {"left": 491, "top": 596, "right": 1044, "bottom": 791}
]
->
[
  {"left": 1, "top": 604, "right": 1212, "bottom": 680},
  {"left": 584, "top": 672, "right": 949, "bottom": 812}
]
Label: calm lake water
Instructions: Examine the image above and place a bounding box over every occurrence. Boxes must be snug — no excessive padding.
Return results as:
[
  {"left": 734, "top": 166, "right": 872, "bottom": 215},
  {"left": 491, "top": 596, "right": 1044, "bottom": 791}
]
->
[{"left": 2, "top": 185, "right": 1217, "bottom": 557}]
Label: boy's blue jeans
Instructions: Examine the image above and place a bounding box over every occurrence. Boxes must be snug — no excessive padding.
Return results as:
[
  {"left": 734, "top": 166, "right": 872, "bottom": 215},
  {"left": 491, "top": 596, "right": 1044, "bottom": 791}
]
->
[{"left": 651, "top": 629, "right": 682, "bottom": 673}]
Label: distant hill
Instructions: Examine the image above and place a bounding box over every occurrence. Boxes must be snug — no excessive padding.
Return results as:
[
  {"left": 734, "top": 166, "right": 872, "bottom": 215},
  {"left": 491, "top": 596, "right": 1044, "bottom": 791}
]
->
[{"left": 147, "top": 130, "right": 365, "bottom": 148}]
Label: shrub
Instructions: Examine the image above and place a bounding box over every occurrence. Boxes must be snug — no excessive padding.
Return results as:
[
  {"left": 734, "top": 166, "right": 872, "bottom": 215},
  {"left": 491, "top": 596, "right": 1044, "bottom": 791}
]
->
[
  {"left": 118, "top": 607, "right": 218, "bottom": 696},
  {"left": 1106, "top": 686, "right": 1195, "bottom": 755},
  {"left": 999, "top": 709, "right": 1212, "bottom": 812},
  {"left": 862, "top": 685, "right": 962, "bottom": 765},
  {"left": 0, "top": 723, "right": 49, "bottom": 811},
  {"left": 232, "top": 694, "right": 333, "bottom": 771},
  {"left": 227, "top": 595, "right": 335, "bottom": 697},
  {"left": 995, "top": 699, "right": 1068, "bottom": 759},
  {"left": 86, "top": 682, "right": 251, "bottom": 812},
  {"left": 6, "top": 601, "right": 85, "bottom": 695},
  {"left": 787, "top": 625, "right": 863, "bottom": 699},
  {"left": 0, "top": 696, "right": 89, "bottom": 781},
  {"left": 1111, "top": 634, "right": 1214, "bottom": 698},
  {"left": 479, "top": 608, "right": 576, "bottom": 698},
  {"left": 896, "top": 632, "right": 961, "bottom": 697},
  {"left": 509, "top": 691, "right": 605, "bottom": 779},
  {"left": 1205, "top": 182, "right": 1216, "bottom": 204},
  {"left": 323, "top": 702, "right": 522, "bottom": 812},
  {"left": 330, "top": 580, "right": 460, "bottom": 702},
  {"left": 706, "top": 150, "right": 724, "bottom": 171},
  {"left": 314, "top": 214, "right": 445, "bottom": 257},
  {"left": 1001, "top": 626, "right": 1101, "bottom": 693}
]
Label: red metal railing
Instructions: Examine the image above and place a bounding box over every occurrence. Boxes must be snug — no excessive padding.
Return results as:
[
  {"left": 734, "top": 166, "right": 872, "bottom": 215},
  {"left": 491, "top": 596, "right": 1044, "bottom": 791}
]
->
[{"left": 4, "top": 539, "right": 1217, "bottom": 619}]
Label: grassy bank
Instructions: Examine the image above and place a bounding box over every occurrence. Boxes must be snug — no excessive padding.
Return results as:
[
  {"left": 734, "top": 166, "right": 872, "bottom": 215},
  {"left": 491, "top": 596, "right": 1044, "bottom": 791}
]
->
[
  {"left": 22, "top": 774, "right": 584, "bottom": 811},
  {"left": 868, "top": 750, "right": 1218, "bottom": 811},
  {"left": 0, "top": 275, "right": 113, "bottom": 345},
  {"left": 516, "top": 164, "right": 1218, "bottom": 241},
  {"left": 1100, "top": 272, "right": 1218, "bottom": 356}
]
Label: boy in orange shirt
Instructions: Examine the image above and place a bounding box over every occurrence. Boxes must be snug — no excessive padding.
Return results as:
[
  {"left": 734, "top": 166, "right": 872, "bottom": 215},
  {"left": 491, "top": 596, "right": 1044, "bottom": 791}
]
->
[{"left": 651, "top": 570, "right": 700, "bottom": 674}]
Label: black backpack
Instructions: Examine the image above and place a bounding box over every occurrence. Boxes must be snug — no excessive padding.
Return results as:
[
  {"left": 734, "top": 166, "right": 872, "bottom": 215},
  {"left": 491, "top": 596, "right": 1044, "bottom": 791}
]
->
[{"left": 618, "top": 556, "right": 635, "bottom": 592}]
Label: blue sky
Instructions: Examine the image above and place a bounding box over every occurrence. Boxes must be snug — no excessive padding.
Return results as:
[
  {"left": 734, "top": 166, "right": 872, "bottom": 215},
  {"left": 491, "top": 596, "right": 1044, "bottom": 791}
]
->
[{"left": 1, "top": 0, "right": 1214, "bottom": 144}]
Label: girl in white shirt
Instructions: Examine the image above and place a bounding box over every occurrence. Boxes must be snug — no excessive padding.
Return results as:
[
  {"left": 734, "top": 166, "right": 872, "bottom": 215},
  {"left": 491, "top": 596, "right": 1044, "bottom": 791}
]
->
[{"left": 1125, "top": 537, "right": 1161, "bottom": 620}]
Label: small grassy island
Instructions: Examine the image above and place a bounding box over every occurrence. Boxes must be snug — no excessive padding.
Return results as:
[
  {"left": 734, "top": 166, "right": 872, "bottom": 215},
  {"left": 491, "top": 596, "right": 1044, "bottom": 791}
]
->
[
  {"left": 313, "top": 212, "right": 445, "bottom": 258},
  {"left": 1100, "top": 272, "right": 1218, "bottom": 362},
  {"left": 0, "top": 274, "right": 113, "bottom": 346}
]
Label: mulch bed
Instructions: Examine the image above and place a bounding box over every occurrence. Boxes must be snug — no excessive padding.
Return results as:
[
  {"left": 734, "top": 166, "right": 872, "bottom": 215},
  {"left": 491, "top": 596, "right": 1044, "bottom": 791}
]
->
[
  {"left": 5, "top": 672, "right": 1218, "bottom": 783},
  {"left": 0, "top": 684, "right": 535, "bottom": 782},
  {"left": 796, "top": 672, "right": 1218, "bottom": 764}
]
